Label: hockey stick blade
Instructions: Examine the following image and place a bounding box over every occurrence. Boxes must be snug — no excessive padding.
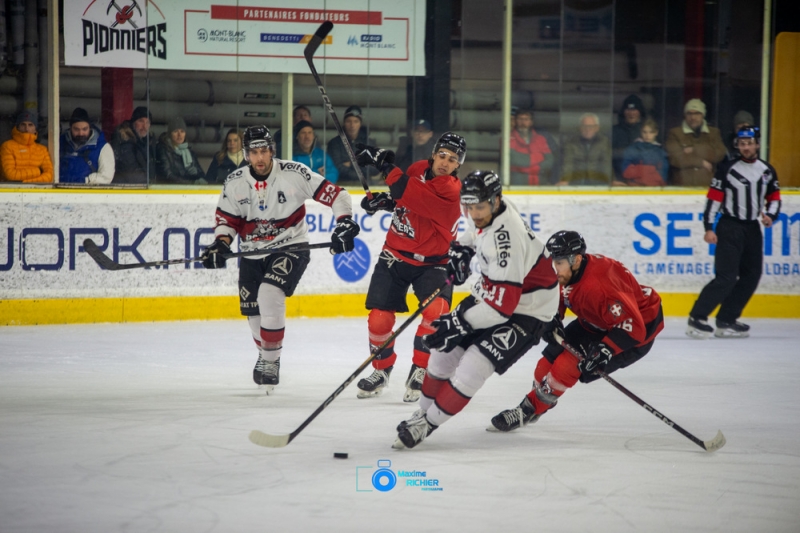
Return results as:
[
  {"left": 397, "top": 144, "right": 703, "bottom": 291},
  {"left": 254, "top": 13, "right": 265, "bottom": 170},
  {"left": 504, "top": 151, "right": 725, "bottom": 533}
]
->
[
  {"left": 248, "top": 277, "right": 453, "bottom": 448},
  {"left": 303, "top": 21, "right": 373, "bottom": 200},
  {"left": 248, "top": 430, "right": 290, "bottom": 448},
  {"left": 303, "top": 20, "right": 333, "bottom": 61},
  {"left": 83, "top": 239, "right": 332, "bottom": 271},
  {"left": 555, "top": 333, "right": 726, "bottom": 452}
]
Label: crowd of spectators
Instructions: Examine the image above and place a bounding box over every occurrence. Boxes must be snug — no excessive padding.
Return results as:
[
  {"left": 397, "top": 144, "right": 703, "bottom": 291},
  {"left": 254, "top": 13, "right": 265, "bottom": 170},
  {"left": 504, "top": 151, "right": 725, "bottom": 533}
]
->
[{"left": 0, "top": 96, "right": 752, "bottom": 188}]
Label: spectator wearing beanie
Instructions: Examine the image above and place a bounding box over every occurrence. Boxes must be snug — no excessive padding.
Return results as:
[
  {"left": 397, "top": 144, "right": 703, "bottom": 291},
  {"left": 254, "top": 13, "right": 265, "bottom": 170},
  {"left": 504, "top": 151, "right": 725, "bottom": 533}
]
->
[
  {"left": 1, "top": 111, "right": 53, "bottom": 183},
  {"left": 111, "top": 106, "right": 156, "bottom": 184},
  {"left": 665, "top": 99, "right": 727, "bottom": 187},
  {"left": 155, "top": 117, "right": 207, "bottom": 184},
  {"left": 59, "top": 107, "right": 114, "bottom": 184},
  {"left": 326, "top": 105, "right": 378, "bottom": 184},
  {"left": 291, "top": 120, "right": 338, "bottom": 183}
]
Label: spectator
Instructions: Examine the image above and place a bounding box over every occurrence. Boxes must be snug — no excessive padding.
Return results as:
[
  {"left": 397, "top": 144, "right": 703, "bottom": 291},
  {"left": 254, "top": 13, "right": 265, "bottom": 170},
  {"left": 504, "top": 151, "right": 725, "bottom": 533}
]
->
[
  {"left": 155, "top": 117, "right": 207, "bottom": 184},
  {"left": 727, "top": 110, "right": 754, "bottom": 159},
  {"left": 291, "top": 120, "right": 338, "bottom": 183},
  {"left": 559, "top": 113, "right": 613, "bottom": 186},
  {"left": 509, "top": 109, "right": 554, "bottom": 185},
  {"left": 0, "top": 111, "right": 53, "bottom": 183},
  {"left": 665, "top": 99, "right": 727, "bottom": 187},
  {"left": 620, "top": 119, "right": 669, "bottom": 186},
  {"left": 274, "top": 105, "right": 312, "bottom": 158},
  {"left": 327, "top": 105, "right": 377, "bottom": 185},
  {"left": 207, "top": 128, "right": 247, "bottom": 184},
  {"left": 111, "top": 106, "right": 156, "bottom": 184},
  {"left": 59, "top": 107, "right": 114, "bottom": 184},
  {"left": 395, "top": 119, "right": 436, "bottom": 171},
  {"left": 612, "top": 94, "right": 646, "bottom": 179}
]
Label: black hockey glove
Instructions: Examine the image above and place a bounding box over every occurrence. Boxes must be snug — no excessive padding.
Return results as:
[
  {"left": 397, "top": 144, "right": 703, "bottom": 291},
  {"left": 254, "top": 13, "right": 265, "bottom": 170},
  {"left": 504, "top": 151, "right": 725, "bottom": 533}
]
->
[
  {"left": 201, "top": 238, "right": 231, "bottom": 269},
  {"left": 542, "top": 315, "right": 566, "bottom": 347},
  {"left": 360, "top": 192, "right": 395, "bottom": 215},
  {"left": 331, "top": 216, "right": 360, "bottom": 254},
  {"left": 355, "top": 144, "right": 395, "bottom": 173},
  {"left": 447, "top": 242, "right": 476, "bottom": 286},
  {"left": 423, "top": 305, "right": 474, "bottom": 353},
  {"left": 578, "top": 342, "right": 613, "bottom": 380}
]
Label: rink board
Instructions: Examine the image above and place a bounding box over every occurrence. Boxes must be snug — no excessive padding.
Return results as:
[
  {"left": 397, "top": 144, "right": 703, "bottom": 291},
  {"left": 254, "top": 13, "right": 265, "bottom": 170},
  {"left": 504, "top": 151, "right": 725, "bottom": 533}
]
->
[{"left": 1, "top": 188, "right": 799, "bottom": 325}]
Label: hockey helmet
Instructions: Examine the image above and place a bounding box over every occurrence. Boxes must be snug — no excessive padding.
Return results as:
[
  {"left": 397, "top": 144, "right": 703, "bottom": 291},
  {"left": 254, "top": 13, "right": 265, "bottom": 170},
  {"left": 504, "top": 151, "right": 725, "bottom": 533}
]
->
[
  {"left": 735, "top": 125, "right": 760, "bottom": 140},
  {"left": 242, "top": 125, "right": 275, "bottom": 159},
  {"left": 433, "top": 132, "right": 467, "bottom": 165},
  {"left": 461, "top": 170, "right": 502, "bottom": 205},
  {"left": 546, "top": 230, "right": 587, "bottom": 260}
]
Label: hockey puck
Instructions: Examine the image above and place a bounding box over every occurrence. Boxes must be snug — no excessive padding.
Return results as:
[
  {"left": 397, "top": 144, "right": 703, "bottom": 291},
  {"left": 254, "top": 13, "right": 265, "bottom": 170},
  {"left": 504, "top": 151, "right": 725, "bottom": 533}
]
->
[{"left": 333, "top": 452, "right": 349, "bottom": 459}]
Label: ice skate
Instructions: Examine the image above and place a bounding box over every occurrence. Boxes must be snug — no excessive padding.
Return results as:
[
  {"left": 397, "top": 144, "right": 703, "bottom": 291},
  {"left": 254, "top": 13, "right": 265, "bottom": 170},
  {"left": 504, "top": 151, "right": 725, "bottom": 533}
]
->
[
  {"left": 356, "top": 366, "right": 392, "bottom": 398},
  {"left": 253, "top": 356, "right": 280, "bottom": 394},
  {"left": 714, "top": 320, "right": 750, "bottom": 338},
  {"left": 403, "top": 364, "right": 426, "bottom": 403},
  {"left": 686, "top": 316, "right": 714, "bottom": 339},
  {"left": 393, "top": 409, "right": 436, "bottom": 449},
  {"left": 487, "top": 396, "right": 540, "bottom": 432}
]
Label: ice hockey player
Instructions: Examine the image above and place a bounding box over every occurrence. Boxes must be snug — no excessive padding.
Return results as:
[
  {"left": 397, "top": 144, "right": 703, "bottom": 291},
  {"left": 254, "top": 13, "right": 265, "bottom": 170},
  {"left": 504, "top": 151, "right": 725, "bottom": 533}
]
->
[
  {"left": 488, "top": 230, "right": 664, "bottom": 432},
  {"left": 393, "top": 170, "right": 559, "bottom": 449},
  {"left": 200, "top": 125, "right": 359, "bottom": 394},
  {"left": 353, "top": 133, "right": 465, "bottom": 402}
]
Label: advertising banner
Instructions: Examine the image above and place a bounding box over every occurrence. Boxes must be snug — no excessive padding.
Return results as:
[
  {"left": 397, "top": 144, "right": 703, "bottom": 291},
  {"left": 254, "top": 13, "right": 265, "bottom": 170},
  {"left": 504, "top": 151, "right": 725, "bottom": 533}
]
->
[
  {"left": 63, "top": 0, "right": 426, "bottom": 76},
  {"left": 1, "top": 192, "right": 798, "bottom": 301}
]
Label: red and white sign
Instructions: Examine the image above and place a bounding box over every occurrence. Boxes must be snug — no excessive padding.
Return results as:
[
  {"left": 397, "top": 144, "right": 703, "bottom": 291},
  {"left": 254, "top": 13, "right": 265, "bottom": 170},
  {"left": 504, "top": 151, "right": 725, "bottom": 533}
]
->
[{"left": 63, "top": 0, "right": 426, "bottom": 76}]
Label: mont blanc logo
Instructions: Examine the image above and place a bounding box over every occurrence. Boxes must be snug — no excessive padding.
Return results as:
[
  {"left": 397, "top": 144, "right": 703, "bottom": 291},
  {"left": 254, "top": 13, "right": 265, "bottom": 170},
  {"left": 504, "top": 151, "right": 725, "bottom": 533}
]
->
[
  {"left": 239, "top": 287, "right": 251, "bottom": 300},
  {"left": 491, "top": 326, "right": 517, "bottom": 351},
  {"left": 608, "top": 301, "right": 623, "bottom": 317},
  {"left": 278, "top": 191, "right": 286, "bottom": 203},
  {"left": 272, "top": 257, "right": 293, "bottom": 276}
]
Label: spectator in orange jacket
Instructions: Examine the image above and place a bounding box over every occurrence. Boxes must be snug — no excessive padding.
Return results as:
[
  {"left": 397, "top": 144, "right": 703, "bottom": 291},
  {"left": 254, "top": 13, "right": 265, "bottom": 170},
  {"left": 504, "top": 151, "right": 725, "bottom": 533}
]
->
[
  {"left": 1, "top": 112, "right": 54, "bottom": 183},
  {"left": 509, "top": 109, "right": 554, "bottom": 185}
]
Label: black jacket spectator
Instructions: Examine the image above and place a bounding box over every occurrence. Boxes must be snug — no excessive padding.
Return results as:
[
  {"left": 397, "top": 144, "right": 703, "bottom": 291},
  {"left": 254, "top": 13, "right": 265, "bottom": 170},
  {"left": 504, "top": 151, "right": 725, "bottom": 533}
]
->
[
  {"left": 612, "top": 94, "right": 646, "bottom": 178},
  {"left": 155, "top": 133, "right": 206, "bottom": 184},
  {"left": 327, "top": 125, "right": 377, "bottom": 185},
  {"left": 111, "top": 108, "right": 156, "bottom": 184},
  {"left": 207, "top": 129, "right": 247, "bottom": 183}
]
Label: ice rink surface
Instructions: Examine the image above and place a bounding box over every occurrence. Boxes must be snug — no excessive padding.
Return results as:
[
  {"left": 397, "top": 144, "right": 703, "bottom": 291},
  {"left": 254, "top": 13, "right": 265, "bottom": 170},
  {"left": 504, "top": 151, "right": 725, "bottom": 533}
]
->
[{"left": 1, "top": 316, "right": 799, "bottom": 532}]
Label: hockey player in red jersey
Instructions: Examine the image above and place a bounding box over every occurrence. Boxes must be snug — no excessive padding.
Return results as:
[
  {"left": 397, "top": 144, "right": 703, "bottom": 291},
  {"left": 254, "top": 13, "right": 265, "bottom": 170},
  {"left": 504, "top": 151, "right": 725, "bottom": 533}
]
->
[
  {"left": 200, "top": 125, "right": 359, "bottom": 394},
  {"left": 393, "top": 170, "right": 559, "bottom": 449},
  {"left": 489, "top": 230, "right": 664, "bottom": 432},
  {"left": 353, "top": 133, "right": 466, "bottom": 402}
]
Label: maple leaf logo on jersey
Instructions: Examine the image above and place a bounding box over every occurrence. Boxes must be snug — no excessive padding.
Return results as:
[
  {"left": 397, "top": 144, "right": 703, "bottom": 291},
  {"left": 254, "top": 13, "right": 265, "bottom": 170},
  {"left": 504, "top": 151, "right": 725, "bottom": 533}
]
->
[
  {"left": 608, "top": 301, "right": 624, "bottom": 317},
  {"left": 561, "top": 285, "right": 573, "bottom": 308}
]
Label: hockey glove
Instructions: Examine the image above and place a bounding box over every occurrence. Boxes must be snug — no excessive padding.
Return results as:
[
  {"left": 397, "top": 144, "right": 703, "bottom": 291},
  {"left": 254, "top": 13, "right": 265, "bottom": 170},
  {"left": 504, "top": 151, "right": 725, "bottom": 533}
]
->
[
  {"left": 201, "top": 238, "right": 231, "bottom": 269},
  {"left": 423, "top": 306, "right": 474, "bottom": 353},
  {"left": 578, "top": 342, "right": 613, "bottom": 380},
  {"left": 355, "top": 144, "right": 395, "bottom": 173},
  {"left": 331, "top": 216, "right": 361, "bottom": 254},
  {"left": 360, "top": 192, "right": 396, "bottom": 215},
  {"left": 542, "top": 315, "right": 566, "bottom": 347},
  {"left": 447, "top": 242, "right": 476, "bottom": 286}
]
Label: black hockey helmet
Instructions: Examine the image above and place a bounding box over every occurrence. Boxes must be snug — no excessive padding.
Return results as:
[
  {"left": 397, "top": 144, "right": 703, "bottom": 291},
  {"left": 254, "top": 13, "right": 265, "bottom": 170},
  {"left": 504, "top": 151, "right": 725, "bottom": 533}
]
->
[
  {"left": 242, "top": 125, "right": 275, "bottom": 159},
  {"left": 461, "top": 170, "right": 502, "bottom": 205},
  {"left": 433, "top": 132, "right": 467, "bottom": 165},
  {"left": 546, "top": 230, "right": 587, "bottom": 260},
  {"left": 735, "top": 125, "right": 760, "bottom": 140}
]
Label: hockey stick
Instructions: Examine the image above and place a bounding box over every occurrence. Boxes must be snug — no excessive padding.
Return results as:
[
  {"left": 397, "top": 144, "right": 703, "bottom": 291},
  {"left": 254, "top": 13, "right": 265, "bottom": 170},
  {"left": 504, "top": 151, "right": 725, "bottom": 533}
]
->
[
  {"left": 82, "top": 238, "right": 332, "bottom": 271},
  {"left": 554, "top": 333, "right": 726, "bottom": 452},
  {"left": 304, "top": 21, "right": 373, "bottom": 200},
  {"left": 249, "top": 276, "right": 453, "bottom": 448}
]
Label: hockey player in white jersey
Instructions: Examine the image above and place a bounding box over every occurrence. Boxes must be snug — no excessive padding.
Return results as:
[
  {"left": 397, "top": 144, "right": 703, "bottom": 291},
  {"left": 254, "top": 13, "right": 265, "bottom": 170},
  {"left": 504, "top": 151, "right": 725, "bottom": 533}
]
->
[
  {"left": 393, "top": 170, "right": 559, "bottom": 449},
  {"left": 200, "top": 125, "right": 359, "bottom": 393}
]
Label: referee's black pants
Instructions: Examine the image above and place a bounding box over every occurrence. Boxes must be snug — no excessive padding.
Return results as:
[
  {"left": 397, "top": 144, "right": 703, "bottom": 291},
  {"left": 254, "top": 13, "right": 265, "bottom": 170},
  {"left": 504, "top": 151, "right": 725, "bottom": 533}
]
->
[{"left": 690, "top": 216, "right": 763, "bottom": 323}]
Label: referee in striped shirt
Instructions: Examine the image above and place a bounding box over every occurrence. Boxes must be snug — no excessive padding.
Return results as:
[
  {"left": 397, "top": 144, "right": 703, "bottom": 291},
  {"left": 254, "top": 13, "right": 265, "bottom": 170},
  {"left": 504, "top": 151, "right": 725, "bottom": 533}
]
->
[{"left": 686, "top": 125, "right": 781, "bottom": 339}]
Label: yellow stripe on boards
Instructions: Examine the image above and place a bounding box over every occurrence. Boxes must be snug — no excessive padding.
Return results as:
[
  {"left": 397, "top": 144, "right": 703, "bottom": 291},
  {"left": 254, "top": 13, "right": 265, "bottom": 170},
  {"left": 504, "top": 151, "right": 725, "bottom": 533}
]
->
[{"left": 1, "top": 292, "right": 798, "bottom": 326}]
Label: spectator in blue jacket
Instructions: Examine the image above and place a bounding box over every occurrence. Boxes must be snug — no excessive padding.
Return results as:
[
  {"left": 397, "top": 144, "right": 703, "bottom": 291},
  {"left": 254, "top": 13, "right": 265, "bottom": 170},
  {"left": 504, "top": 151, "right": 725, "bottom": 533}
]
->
[
  {"left": 292, "top": 120, "right": 338, "bottom": 183},
  {"left": 620, "top": 119, "right": 669, "bottom": 186},
  {"left": 59, "top": 107, "right": 114, "bottom": 184}
]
